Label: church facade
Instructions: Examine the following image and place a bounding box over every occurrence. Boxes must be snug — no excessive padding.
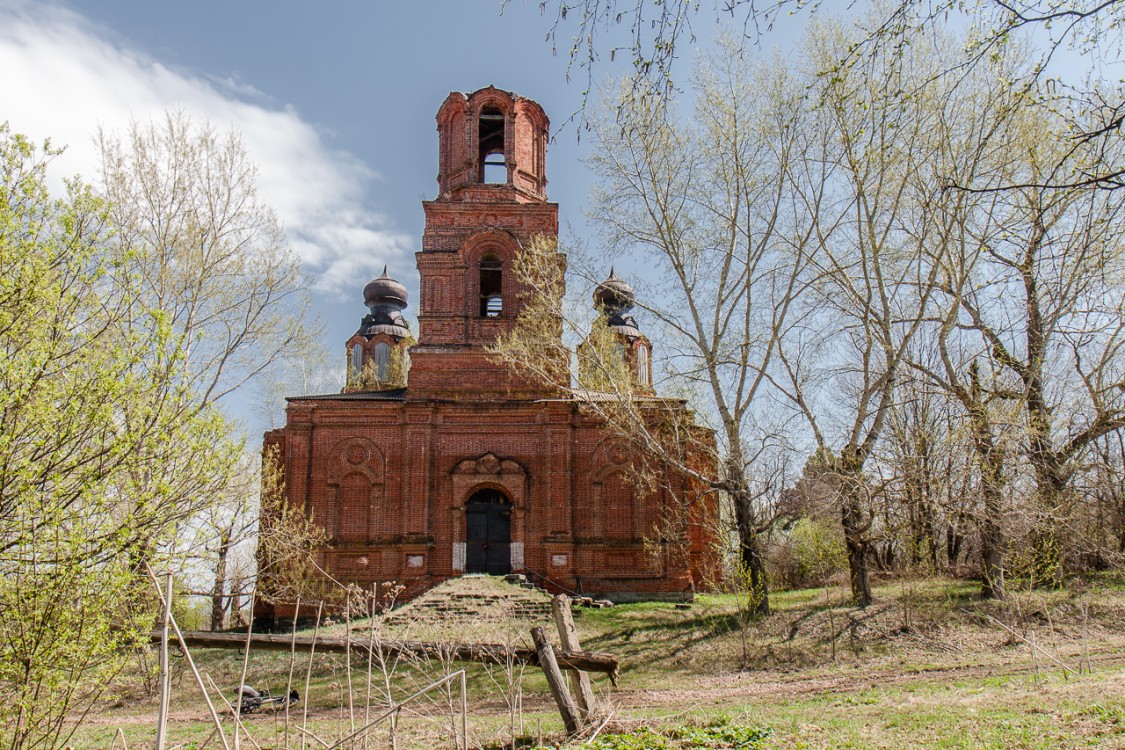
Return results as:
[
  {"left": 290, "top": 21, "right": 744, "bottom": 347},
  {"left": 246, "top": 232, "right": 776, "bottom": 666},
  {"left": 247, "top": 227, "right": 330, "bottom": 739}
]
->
[{"left": 256, "top": 87, "right": 717, "bottom": 623}]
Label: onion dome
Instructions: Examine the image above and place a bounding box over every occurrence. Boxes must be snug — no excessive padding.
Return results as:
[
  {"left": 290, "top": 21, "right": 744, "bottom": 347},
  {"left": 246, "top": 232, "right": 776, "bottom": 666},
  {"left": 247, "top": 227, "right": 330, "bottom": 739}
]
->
[
  {"left": 363, "top": 266, "right": 408, "bottom": 310},
  {"left": 357, "top": 266, "right": 410, "bottom": 340},
  {"left": 593, "top": 267, "right": 635, "bottom": 313},
  {"left": 593, "top": 267, "right": 642, "bottom": 340}
]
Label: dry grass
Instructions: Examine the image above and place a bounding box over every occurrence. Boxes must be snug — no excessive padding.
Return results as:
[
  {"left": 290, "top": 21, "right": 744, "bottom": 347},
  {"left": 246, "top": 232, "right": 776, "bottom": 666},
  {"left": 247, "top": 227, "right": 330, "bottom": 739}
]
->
[{"left": 71, "top": 573, "right": 1125, "bottom": 749}]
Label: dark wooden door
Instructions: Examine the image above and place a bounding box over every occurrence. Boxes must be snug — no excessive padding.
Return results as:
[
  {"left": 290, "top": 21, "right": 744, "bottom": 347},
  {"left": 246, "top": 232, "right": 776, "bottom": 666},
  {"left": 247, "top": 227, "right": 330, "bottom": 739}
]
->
[{"left": 465, "top": 490, "right": 511, "bottom": 574}]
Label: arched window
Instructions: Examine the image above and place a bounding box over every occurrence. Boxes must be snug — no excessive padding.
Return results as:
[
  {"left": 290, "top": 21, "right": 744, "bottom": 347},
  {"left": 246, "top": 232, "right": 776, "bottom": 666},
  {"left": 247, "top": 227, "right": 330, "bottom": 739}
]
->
[
  {"left": 636, "top": 344, "right": 650, "bottom": 386},
  {"left": 479, "top": 107, "right": 507, "bottom": 183},
  {"left": 373, "top": 342, "right": 391, "bottom": 381},
  {"left": 350, "top": 343, "right": 363, "bottom": 375},
  {"left": 479, "top": 254, "right": 503, "bottom": 317}
]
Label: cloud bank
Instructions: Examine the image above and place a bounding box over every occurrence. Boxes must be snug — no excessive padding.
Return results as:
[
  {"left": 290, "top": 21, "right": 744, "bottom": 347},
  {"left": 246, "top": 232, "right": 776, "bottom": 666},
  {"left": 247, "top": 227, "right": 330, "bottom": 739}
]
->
[{"left": 0, "top": 1, "right": 412, "bottom": 295}]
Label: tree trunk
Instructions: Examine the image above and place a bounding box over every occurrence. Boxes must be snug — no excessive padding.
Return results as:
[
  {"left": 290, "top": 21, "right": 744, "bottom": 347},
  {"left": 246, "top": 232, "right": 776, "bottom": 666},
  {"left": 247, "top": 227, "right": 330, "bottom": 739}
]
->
[
  {"left": 978, "top": 485, "right": 1005, "bottom": 600},
  {"left": 965, "top": 363, "right": 1006, "bottom": 600},
  {"left": 918, "top": 498, "right": 938, "bottom": 570},
  {"left": 1029, "top": 445, "right": 1068, "bottom": 588},
  {"left": 905, "top": 430, "right": 938, "bottom": 570},
  {"left": 908, "top": 498, "right": 937, "bottom": 569},
  {"left": 974, "top": 424, "right": 1006, "bottom": 600},
  {"left": 210, "top": 526, "right": 232, "bottom": 631},
  {"left": 1020, "top": 230, "right": 1067, "bottom": 587},
  {"left": 841, "top": 494, "right": 872, "bottom": 608},
  {"left": 740, "top": 530, "right": 770, "bottom": 617},
  {"left": 229, "top": 577, "right": 245, "bottom": 629},
  {"left": 733, "top": 487, "right": 770, "bottom": 616},
  {"left": 946, "top": 524, "right": 963, "bottom": 565}
]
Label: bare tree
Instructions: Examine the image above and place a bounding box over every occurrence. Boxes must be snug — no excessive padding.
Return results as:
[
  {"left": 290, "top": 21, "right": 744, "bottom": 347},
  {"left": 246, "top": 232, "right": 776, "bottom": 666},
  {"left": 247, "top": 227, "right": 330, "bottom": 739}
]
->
[
  {"left": 522, "top": 1, "right": 1123, "bottom": 189},
  {"left": 494, "top": 42, "right": 821, "bottom": 613},
  {"left": 95, "top": 111, "right": 315, "bottom": 562},
  {"left": 949, "top": 114, "right": 1125, "bottom": 582},
  {"left": 98, "top": 111, "right": 313, "bottom": 408},
  {"left": 527, "top": 1, "right": 1125, "bottom": 597},
  {"left": 883, "top": 48, "right": 1038, "bottom": 599},
  {"left": 769, "top": 18, "right": 969, "bottom": 606}
]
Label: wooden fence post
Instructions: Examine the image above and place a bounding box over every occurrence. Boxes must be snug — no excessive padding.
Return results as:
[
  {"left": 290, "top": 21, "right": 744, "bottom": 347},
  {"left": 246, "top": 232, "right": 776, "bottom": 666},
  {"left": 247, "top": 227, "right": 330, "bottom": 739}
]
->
[
  {"left": 551, "top": 594, "right": 597, "bottom": 718},
  {"left": 531, "top": 626, "right": 582, "bottom": 735},
  {"left": 155, "top": 568, "right": 173, "bottom": 750}
]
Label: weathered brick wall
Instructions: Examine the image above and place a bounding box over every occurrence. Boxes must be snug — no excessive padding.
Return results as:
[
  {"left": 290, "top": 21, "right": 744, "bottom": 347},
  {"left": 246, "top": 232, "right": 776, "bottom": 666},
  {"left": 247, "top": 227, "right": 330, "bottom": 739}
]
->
[{"left": 261, "top": 396, "right": 709, "bottom": 613}]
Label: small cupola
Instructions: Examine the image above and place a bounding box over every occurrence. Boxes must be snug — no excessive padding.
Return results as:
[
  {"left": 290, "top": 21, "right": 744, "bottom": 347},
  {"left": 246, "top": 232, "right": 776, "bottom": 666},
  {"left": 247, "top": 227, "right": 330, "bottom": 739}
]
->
[
  {"left": 583, "top": 269, "right": 654, "bottom": 392},
  {"left": 361, "top": 266, "right": 410, "bottom": 339},
  {"left": 593, "top": 267, "right": 642, "bottom": 340},
  {"left": 345, "top": 267, "right": 413, "bottom": 392}
]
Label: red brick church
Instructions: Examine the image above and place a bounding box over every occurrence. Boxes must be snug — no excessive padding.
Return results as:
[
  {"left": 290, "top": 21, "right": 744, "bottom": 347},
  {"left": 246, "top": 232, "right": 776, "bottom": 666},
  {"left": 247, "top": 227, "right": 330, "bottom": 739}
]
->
[{"left": 256, "top": 87, "right": 717, "bottom": 623}]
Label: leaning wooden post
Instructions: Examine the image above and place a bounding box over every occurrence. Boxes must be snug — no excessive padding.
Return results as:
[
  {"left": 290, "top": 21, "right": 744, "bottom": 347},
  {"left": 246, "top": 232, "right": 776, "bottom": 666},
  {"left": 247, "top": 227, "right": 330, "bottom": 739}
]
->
[
  {"left": 551, "top": 595, "right": 596, "bottom": 718},
  {"left": 155, "top": 568, "right": 173, "bottom": 750},
  {"left": 530, "top": 626, "right": 582, "bottom": 735}
]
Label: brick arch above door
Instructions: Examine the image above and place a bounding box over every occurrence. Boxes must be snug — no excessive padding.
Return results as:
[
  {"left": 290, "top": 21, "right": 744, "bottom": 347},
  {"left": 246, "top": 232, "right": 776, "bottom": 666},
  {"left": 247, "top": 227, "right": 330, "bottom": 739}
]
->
[
  {"left": 450, "top": 452, "right": 527, "bottom": 509},
  {"left": 449, "top": 453, "right": 528, "bottom": 573}
]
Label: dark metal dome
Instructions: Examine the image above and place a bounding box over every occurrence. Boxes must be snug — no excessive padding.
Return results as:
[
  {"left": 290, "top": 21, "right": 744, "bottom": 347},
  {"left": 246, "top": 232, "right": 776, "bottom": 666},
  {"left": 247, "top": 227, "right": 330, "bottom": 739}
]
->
[
  {"left": 593, "top": 267, "right": 635, "bottom": 313},
  {"left": 357, "top": 266, "right": 410, "bottom": 339},
  {"left": 363, "top": 266, "right": 408, "bottom": 311},
  {"left": 594, "top": 268, "right": 641, "bottom": 340}
]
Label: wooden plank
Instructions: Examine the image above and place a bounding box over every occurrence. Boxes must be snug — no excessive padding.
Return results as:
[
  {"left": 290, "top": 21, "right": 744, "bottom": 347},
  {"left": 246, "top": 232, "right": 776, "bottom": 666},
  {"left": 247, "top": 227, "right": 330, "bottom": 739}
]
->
[
  {"left": 531, "top": 626, "right": 582, "bottom": 735},
  {"left": 551, "top": 594, "right": 597, "bottom": 718},
  {"left": 155, "top": 631, "right": 619, "bottom": 677}
]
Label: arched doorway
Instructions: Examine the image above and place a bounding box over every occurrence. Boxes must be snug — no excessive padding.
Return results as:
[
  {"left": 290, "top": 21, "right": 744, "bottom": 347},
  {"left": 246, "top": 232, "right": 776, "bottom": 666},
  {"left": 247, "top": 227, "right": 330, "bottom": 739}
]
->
[{"left": 465, "top": 488, "right": 511, "bottom": 574}]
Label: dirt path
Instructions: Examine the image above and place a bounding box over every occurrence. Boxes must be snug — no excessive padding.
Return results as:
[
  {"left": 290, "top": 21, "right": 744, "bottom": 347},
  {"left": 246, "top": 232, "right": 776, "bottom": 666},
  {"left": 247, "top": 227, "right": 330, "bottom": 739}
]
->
[{"left": 86, "top": 650, "right": 1125, "bottom": 729}]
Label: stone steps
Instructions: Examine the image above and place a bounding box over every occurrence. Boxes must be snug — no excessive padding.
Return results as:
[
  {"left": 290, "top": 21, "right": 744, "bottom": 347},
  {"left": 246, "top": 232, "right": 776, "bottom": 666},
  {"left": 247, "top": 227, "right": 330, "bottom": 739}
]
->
[{"left": 380, "top": 575, "right": 554, "bottom": 629}]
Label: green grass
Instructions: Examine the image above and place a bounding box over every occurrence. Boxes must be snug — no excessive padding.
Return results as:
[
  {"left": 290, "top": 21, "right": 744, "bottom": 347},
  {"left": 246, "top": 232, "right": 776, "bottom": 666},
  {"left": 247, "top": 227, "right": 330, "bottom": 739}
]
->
[{"left": 749, "top": 669, "right": 1125, "bottom": 749}]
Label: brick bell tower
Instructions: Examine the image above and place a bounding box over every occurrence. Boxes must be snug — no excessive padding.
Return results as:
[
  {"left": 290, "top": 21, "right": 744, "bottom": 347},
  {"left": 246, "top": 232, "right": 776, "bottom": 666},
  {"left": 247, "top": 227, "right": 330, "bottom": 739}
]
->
[{"left": 407, "top": 86, "right": 560, "bottom": 399}]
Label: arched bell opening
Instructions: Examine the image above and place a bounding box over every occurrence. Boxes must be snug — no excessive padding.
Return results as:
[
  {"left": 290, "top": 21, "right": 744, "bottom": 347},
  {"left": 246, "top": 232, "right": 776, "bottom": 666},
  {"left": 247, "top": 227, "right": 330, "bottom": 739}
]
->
[
  {"left": 478, "top": 107, "right": 508, "bottom": 184},
  {"left": 464, "top": 487, "right": 512, "bottom": 574},
  {"left": 479, "top": 253, "right": 503, "bottom": 318}
]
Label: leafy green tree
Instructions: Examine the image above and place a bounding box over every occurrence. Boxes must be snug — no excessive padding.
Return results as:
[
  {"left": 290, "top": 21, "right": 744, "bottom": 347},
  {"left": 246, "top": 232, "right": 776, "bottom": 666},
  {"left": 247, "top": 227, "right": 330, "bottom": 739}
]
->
[
  {"left": 0, "top": 124, "right": 222, "bottom": 750},
  {"left": 0, "top": 112, "right": 313, "bottom": 748}
]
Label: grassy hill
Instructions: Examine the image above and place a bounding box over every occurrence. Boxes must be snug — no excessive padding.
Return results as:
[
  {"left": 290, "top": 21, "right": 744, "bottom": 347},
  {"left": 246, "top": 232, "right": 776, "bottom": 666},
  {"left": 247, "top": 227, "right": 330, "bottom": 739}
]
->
[{"left": 74, "top": 574, "right": 1125, "bottom": 749}]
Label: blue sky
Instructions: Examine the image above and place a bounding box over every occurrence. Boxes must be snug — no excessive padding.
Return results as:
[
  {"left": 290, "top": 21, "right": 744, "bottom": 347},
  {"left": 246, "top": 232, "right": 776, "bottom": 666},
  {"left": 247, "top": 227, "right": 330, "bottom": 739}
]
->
[
  {"left": 0, "top": 0, "right": 603, "bottom": 289},
  {"left": 1, "top": 0, "right": 670, "bottom": 431}
]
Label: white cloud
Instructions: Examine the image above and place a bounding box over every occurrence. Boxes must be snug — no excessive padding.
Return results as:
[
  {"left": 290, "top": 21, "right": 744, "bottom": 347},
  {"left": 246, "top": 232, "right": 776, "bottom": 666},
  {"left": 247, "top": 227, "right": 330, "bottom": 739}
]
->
[{"left": 0, "top": 0, "right": 412, "bottom": 295}]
